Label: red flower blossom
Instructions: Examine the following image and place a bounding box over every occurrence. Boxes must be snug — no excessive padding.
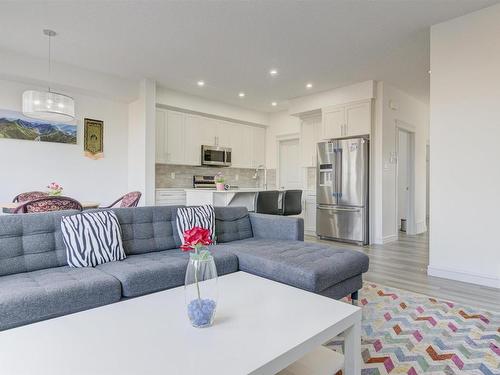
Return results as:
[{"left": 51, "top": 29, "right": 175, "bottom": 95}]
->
[{"left": 180, "top": 227, "right": 212, "bottom": 252}]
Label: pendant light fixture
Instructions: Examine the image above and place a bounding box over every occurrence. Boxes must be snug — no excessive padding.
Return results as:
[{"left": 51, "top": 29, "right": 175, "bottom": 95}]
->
[{"left": 22, "top": 29, "right": 75, "bottom": 123}]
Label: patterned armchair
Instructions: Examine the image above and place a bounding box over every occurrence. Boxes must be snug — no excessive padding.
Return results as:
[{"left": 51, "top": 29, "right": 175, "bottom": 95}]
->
[
  {"left": 105, "top": 191, "right": 142, "bottom": 208},
  {"left": 12, "top": 191, "right": 48, "bottom": 203},
  {"left": 13, "top": 196, "right": 83, "bottom": 214}
]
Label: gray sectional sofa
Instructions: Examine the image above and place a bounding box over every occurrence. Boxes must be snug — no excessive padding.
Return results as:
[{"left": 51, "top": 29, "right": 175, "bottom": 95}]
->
[{"left": 0, "top": 205, "right": 369, "bottom": 331}]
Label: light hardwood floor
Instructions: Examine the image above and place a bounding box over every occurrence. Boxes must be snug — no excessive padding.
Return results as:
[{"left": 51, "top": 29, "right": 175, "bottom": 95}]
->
[{"left": 306, "top": 232, "right": 500, "bottom": 313}]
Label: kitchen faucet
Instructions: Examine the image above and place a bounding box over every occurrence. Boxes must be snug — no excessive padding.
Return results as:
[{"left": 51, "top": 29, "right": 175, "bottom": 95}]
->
[{"left": 253, "top": 164, "right": 267, "bottom": 190}]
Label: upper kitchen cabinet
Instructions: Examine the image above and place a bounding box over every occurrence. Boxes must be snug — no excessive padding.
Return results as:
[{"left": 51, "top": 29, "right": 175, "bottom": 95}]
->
[
  {"left": 155, "top": 109, "right": 186, "bottom": 164},
  {"left": 345, "top": 101, "right": 371, "bottom": 137},
  {"left": 321, "top": 100, "right": 371, "bottom": 139},
  {"left": 251, "top": 126, "right": 266, "bottom": 168},
  {"left": 322, "top": 105, "right": 344, "bottom": 139},
  {"left": 300, "top": 115, "right": 321, "bottom": 168},
  {"left": 155, "top": 109, "right": 167, "bottom": 163},
  {"left": 156, "top": 108, "right": 266, "bottom": 168},
  {"left": 216, "top": 121, "right": 233, "bottom": 148},
  {"left": 184, "top": 114, "right": 202, "bottom": 165},
  {"left": 231, "top": 124, "right": 253, "bottom": 168}
]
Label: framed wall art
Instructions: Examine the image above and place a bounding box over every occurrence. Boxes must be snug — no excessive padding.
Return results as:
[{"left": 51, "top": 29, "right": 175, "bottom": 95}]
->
[{"left": 83, "top": 118, "right": 104, "bottom": 159}]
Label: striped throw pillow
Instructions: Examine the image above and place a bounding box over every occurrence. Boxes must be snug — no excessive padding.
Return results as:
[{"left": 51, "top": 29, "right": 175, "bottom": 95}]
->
[
  {"left": 176, "top": 205, "right": 215, "bottom": 245},
  {"left": 61, "top": 211, "right": 126, "bottom": 268}
]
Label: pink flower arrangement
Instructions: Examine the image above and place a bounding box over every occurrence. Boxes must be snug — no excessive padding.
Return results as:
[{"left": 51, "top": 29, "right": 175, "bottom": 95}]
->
[
  {"left": 47, "top": 182, "right": 63, "bottom": 196},
  {"left": 180, "top": 227, "right": 213, "bottom": 252}
]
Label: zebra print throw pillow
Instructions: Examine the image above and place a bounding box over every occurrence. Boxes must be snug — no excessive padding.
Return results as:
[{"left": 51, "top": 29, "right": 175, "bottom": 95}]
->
[
  {"left": 61, "top": 211, "right": 126, "bottom": 268},
  {"left": 176, "top": 205, "right": 215, "bottom": 245}
]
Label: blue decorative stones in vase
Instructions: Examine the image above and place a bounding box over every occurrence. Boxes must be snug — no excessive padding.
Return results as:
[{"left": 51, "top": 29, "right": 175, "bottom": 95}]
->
[{"left": 185, "top": 252, "right": 218, "bottom": 328}]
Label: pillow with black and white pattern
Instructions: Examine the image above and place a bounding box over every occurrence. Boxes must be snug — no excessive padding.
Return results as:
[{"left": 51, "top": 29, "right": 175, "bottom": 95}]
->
[
  {"left": 61, "top": 211, "right": 126, "bottom": 268},
  {"left": 176, "top": 205, "right": 215, "bottom": 245}
]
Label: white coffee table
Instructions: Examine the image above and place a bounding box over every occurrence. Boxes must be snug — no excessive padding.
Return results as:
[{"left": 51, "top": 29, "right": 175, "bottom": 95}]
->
[{"left": 0, "top": 272, "right": 361, "bottom": 375}]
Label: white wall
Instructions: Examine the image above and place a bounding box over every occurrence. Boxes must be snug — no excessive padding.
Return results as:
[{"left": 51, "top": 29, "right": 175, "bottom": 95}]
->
[
  {"left": 0, "top": 79, "right": 129, "bottom": 205},
  {"left": 128, "top": 79, "right": 156, "bottom": 205},
  {"left": 156, "top": 86, "right": 269, "bottom": 126},
  {"left": 429, "top": 4, "right": 500, "bottom": 288},
  {"left": 379, "top": 82, "right": 429, "bottom": 241},
  {"left": 265, "top": 111, "right": 301, "bottom": 169}
]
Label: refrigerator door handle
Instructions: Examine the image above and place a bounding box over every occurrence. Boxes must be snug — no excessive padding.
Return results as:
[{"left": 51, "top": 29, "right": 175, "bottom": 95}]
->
[
  {"left": 337, "top": 147, "right": 343, "bottom": 198},
  {"left": 317, "top": 205, "right": 361, "bottom": 212}
]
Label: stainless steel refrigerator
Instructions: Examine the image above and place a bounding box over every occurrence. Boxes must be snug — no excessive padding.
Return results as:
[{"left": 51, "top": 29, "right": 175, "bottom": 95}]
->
[{"left": 316, "top": 136, "right": 369, "bottom": 245}]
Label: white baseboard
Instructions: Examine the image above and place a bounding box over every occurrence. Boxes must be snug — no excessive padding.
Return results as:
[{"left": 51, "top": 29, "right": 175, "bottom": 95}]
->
[
  {"left": 382, "top": 234, "right": 398, "bottom": 244},
  {"left": 427, "top": 265, "right": 500, "bottom": 289},
  {"left": 415, "top": 221, "right": 427, "bottom": 234}
]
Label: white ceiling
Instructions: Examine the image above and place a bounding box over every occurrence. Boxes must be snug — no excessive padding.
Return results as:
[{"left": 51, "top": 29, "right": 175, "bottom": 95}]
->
[{"left": 0, "top": 0, "right": 498, "bottom": 112}]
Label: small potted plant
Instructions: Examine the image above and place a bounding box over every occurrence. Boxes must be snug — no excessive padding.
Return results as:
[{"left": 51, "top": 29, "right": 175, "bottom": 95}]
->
[
  {"left": 214, "top": 172, "right": 225, "bottom": 191},
  {"left": 47, "top": 182, "right": 63, "bottom": 196},
  {"left": 181, "top": 227, "right": 218, "bottom": 328}
]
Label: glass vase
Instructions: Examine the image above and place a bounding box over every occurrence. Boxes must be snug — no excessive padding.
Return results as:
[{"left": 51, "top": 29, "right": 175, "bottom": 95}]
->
[{"left": 185, "top": 251, "right": 218, "bottom": 328}]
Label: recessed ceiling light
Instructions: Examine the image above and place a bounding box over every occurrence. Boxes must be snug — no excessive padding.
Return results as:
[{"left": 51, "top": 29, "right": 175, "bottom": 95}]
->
[
  {"left": 197, "top": 80, "right": 205, "bottom": 87},
  {"left": 238, "top": 92, "right": 245, "bottom": 98},
  {"left": 306, "top": 83, "right": 313, "bottom": 89},
  {"left": 271, "top": 101, "right": 277, "bottom": 106},
  {"left": 269, "top": 69, "right": 278, "bottom": 76},
  {"left": 428, "top": 70, "right": 432, "bottom": 74}
]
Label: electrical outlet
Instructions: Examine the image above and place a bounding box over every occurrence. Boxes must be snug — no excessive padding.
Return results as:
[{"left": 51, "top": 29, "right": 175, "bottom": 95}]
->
[
  {"left": 235, "top": 174, "right": 239, "bottom": 181},
  {"left": 170, "top": 172, "right": 175, "bottom": 179}
]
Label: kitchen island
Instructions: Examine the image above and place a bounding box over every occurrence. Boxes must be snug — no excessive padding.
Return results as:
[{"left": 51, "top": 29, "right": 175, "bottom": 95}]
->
[{"left": 185, "top": 188, "right": 263, "bottom": 211}]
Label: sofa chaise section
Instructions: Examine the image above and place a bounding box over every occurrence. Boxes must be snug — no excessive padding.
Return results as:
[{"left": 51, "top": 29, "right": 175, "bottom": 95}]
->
[
  {"left": 0, "top": 211, "right": 121, "bottom": 330},
  {"left": 214, "top": 208, "right": 369, "bottom": 300}
]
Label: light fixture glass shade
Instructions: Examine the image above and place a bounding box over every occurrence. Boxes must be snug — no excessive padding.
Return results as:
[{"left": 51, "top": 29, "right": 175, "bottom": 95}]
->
[{"left": 22, "top": 90, "right": 75, "bottom": 123}]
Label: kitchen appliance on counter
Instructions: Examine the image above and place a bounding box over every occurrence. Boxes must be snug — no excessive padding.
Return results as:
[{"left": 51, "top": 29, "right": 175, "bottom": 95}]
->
[
  {"left": 193, "top": 175, "right": 216, "bottom": 189},
  {"left": 316, "top": 136, "right": 369, "bottom": 245},
  {"left": 201, "top": 145, "right": 232, "bottom": 167}
]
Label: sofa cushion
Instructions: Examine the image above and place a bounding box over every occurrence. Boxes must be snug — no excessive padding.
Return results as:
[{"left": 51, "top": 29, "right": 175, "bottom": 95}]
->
[
  {"left": 97, "top": 248, "right": 238, "bottom": 297},
  {"left": 214, "top": 206, "right": 253, "bottom": 243},
  {"left": 217, "top": 239, "right": 369, "bottom": 293},
  {"left": 0, "top": 266, "right": 122, "bottom": 331},
  {"left": 176, "top": 205, "right": 215, "bottom": 244},
  {"left": 0, "top": 210, "right": 80, "bottom": 277},
  {"left": 111, "top": 206, "right": 181, "bottom": 255},
  {"left": 61, "top": 211, "right": 126, "bottom": 267}
]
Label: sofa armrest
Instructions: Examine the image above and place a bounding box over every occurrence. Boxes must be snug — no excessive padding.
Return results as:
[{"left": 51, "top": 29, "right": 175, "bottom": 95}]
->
[{"left": 249, "top": 213, "right": 304, "bottom": 241}]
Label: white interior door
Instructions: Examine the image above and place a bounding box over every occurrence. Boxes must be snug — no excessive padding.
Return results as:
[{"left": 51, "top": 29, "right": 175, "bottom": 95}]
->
[{"left": 279, "top": 138, "right": 302, "bottom": 189}]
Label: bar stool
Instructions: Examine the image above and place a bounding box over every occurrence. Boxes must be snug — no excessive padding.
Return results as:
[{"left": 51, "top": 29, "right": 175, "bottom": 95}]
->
[
  {"left": 281, "top": 190, "right": 303, "bottom": 216},
  {"left": 254, "top": 190, "right": 281, "bottom": 215}
]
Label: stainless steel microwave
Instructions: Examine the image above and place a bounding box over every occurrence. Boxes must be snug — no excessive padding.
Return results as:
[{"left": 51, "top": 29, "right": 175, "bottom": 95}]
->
[{"left": 201, "top": 145, "right": 232, "bottom": 167}]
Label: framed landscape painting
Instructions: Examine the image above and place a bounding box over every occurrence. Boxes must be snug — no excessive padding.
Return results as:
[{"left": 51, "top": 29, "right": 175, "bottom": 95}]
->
[{"left": 0, "top": 109, "right": 77, "bottom": 144}]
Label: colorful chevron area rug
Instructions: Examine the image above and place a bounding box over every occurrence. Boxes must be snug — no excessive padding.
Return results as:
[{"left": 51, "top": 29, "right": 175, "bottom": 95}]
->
[{"left": 325, "top": 283, "right": 500, "bottom": 374}]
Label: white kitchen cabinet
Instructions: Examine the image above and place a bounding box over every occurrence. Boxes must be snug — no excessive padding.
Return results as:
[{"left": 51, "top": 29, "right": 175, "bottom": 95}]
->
[
  {"left": 300, "top": 116, "right": 321, "bottom": 167},
  {"left": 321, "top": 100, "right": 371, "bottom": 139},
  {"left": 184, "top": 114, "right": 202, "bottom": 165},
  {"left": 303, "top": 192, "right": 317, "bottom": 234},
  {"left": 155, "top": 189, "right": 186, "bottom": 206},
  {"left": 165, "top": 110, "right": 185, "bottom": 164},
  {"left": 251, "top": 126, "right": 266, "bottom": 167},
  {"left": 217, "top": 121, "right": 233, "bottom": 148},
  {"left": 231, "top": 124, "right": 253, "bottom": 168},
  {"left": 155, "top": 108, "right": 266, "bottom": 168},
  {"left": 322, "top": 105, "right": 344, "bottom": 139},
  {"left": 155, "top": 110, "right": 167, "bottom": 163},
  {"left": 345, "top": 101, "right": 371, "bottom": 137}
]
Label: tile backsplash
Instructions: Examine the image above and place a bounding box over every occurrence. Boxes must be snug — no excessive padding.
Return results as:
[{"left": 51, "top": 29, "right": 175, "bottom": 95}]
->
[{"left": 156, "top": 164, "right": 277, "bottom": 189}]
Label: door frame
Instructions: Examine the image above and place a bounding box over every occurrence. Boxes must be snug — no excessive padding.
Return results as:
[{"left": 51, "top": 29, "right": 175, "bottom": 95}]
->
[
  {"left": 276, "top": 133, "right": 301, "bottom": 190},
  {"left": 395, "top": 120, "right": 416, "bottom": 235}
]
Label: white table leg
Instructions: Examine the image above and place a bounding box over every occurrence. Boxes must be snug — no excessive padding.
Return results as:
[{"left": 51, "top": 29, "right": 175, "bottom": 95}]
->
[{"left": 343, "top": 320, "right": 361, "bottom": 375}]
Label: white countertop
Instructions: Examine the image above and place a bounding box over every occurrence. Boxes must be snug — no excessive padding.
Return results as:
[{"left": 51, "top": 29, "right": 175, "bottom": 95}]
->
[{"left": 184, "top": 188, "right": 262, "bottom": 193}]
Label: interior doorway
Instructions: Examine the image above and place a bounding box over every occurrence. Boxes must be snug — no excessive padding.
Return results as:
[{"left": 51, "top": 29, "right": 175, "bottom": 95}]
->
[
  {"left": 396, "top": 125, "right": 416, "bottom": 235},
  {"left": 278, "top": 138, "right": 301, "bottom": 189}
]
